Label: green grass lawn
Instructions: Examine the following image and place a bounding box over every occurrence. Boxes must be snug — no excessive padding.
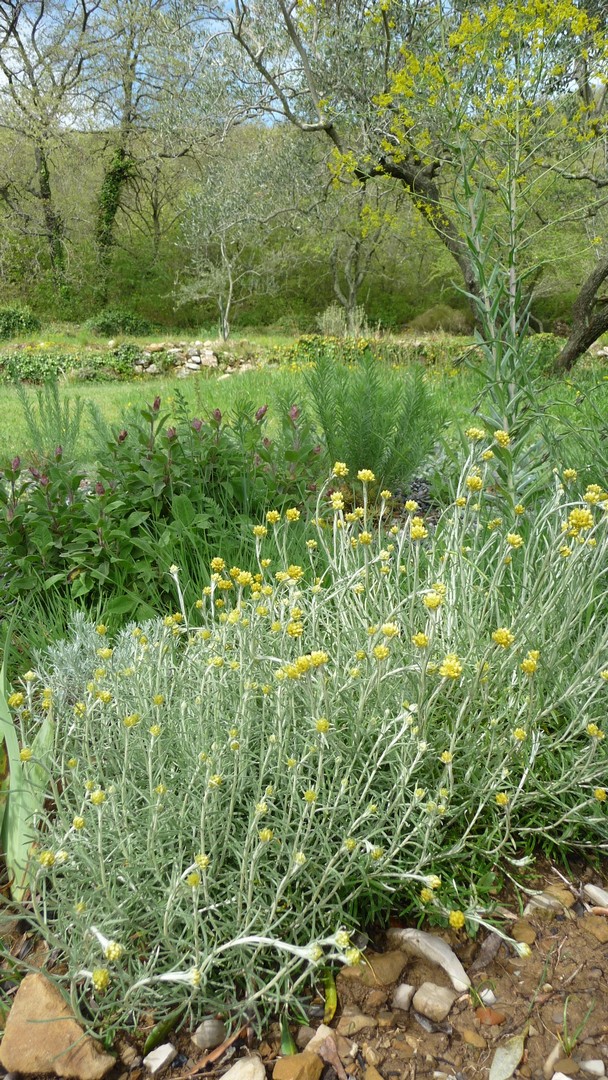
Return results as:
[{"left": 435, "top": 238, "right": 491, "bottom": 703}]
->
[{"left": 0, "top": 328, "right": 606, "bottom": 477}]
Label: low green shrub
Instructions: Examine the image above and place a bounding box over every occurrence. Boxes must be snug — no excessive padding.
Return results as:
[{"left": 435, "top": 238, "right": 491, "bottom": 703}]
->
[
  {"left": 0, "top": 349, "right": 76, "bottom": 383},
  {"left": 84, "top": 308, "right": 153, "bottom": 337},
  {"left": 304, "top": 347, "right": 445, "bottom": 488},
  {"left": 408, "top": 304, "right": 473, "bottom": 334},
  {"left": 0, "top": 305, "right": 41, "bottom": 340},
  {"left": 270, "top": 333, "right": 473, "bottom": 371},
  {"left": 0, "top": 393, "right": 322, "bottom": 623},
  {"left": 10, "top": 452, "right": 607, "bottom": 1035}
]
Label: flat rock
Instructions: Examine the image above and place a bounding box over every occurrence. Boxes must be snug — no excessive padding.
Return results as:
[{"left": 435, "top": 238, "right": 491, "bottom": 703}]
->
[
  {"left": 304, "top": 1026, "right": 334, "bottom": 1055},
  {"left": 391, "top": 983, "right": 415, "bottom": 1011},
  {"left": 341, "top": 950, "right": 407, "bottom": 987},
  {"left": 553, "top": 1060, "right": 580, "bottom": 1076},
  {"left": 273, "top": 1051, "right": 324, "bottom": 1080},
  {"left": 581, "top": 916, "right": 608, "bottom": 944},
  {"left": 143, "top": 1044, "right": 177, "bottom": 1074},
  {"left": 412, "top": 982, "right": 458, "bottom": 1023},
  {"left": 0, "top": 973, "right": 115, "bottom": 1079},
  {"left": 580, "top": 1062, "right": 606, "bottom": 1078},
  {"left": 544, "top": 885, "right": 576, "bottom": 908},
  {"left": 583, "top": 884, "right": 608, "bottom": 907},
  {"left": 364, "top": 1068, "right": 385, "bottom": 1080},
  {"left": 222, "top": 1056, "right": 266, "bottom": 1080},
  {"left": 386, "top": 928, "right": 470, "bottom": 991},
  {"left": 336, "top": 1013, "right": 376, "bottom": 1036}
]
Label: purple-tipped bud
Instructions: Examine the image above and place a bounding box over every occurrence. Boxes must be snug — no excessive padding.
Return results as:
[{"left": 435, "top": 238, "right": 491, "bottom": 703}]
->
[
  {"left": 95, "top": 481, "right": 105, "bottom": 495},
  {"left": 263, "top": 437, "right": 271, "bottom": 449},
  {"left": 166, "top": 426, "right": 177, "bottom": 441},
  {"left": 255, "top": 404, "right": 268, "bottom": 422},
  {"left": 191, "top": 417, "right": 203, "bottom": 432},
  {"left": 289, "top": 404, "right": 300, "bottom": 421},
  {"left": 29, "top": 467, "right": 41, "bottom": 480},
  {"left": 55, "top": 445, "right": 63, "bottom": 460},
  {"left": 10, "top": 456, "right": 20, "bottom": 472},
  {"left": 152, "top": 396, "right": 161, "bottom": 412},
  {"left": 40, "top": 475, "right": 49, "bottom": 488},
  {"left": 117, "top": 429, "right": 128, "bottom": 443},
  {"left": 313, "top": 444, "right": 322, "bottom": 454},
  {"left": 212, "top": 408, "right": 222, "bottom": 424}
]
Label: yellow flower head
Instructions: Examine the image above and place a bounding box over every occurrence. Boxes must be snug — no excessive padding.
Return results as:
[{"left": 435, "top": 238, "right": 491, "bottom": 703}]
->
[
  {"left": 92, "top": 968, "right": 110, "bottom": 993},
  {"left": 357, "top": 469, "right": 375, "bottom": 483},
  {"left": 8, "top": 692, "right": 24, "bottom": 708},
  {"left": 259, "top": 828, "right": 274, "bottom": 842},
  {"left": 448, "top": 910, "right": 466, "bottom": 930},
  {"left": 412, "top": 631, "right": 429, "bottom": 648},
  {"left": 494, "top": 429, "right": 511, "bottom": 448},
  {"left": 330, "top": 492, "right": 344, "bottom": 511},
  {"left": 568, "top": 507, "right": 594, "bottom": 532},
  {"left": 332, "top": 461, "right": 349, "bottom": 477},
  {"left": 315, "top": 717, "right": 330, "bottom": 733},
  {"left": 303, "top": 788, "right": 317, "bottom": 803},
  {"left": 73, "top": 816, "right": 85, "bottom": 830},
  {"left": 495, "top": 792, "right": 509, "bottom": 807},
  {"left": 19, "top": 747, "right": 33, "bottom": 762},
  {"left": 253, "top": 524, "right": 267, "bottom": 538},
  {"left": 186, "top": 872, "right": 201, "bottom": 888},
  {"left": 104, "top": 941, "right": 123, "bottom": 962},
  {"left": 405, "top": 499, "right": 419, "bottom": 512},
  {"left": 492, "top": 627, "right": 515, "bottom": 649},
  {"left": 465, "top": 475, "right": 483, "bottom": 492},
  {"left": 266, "top": 510, "right": 281, "bottom": 525},
  {"left": 195, "top": 853, "right": 210, "bottom": 870},
  {"left": 285, "top": 508, "right": 301, "bottom": 522},
  {"left": 594, "top": 787, "right": 606, "bottom": 802},
  {"left": 90, "top": 789, "right": 106, "bottom": 806},
  {"left": 465, "top": 427, "right": 485, "bottom": 441},
  {"left": 423, "top": 591, "right": 443, "bottom": 610},
  {"left": 563, "top": 468, "right": 577, "bottom": 482},
  {"left": 513, "top": 728, "right": 527, "bottom": 741},
  {"left": 506, "top": 533, "right": 524, "bottom": 548},
  {"left": 440, "top": 750, "right": 453, "bottom": 764},
  {"left": 373, "top": 643, "right": 390, "bottom": 661},
  {"left": 439, "top": 654, "right": 462, "bottom": 679}
]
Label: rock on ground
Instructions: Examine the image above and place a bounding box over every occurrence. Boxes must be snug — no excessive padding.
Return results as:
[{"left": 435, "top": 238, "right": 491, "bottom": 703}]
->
[
  {"left": 0, "top": 973, "right": 115, "bottom": 1079},
  {"left": 272, "top": 1051, "right": 324, "bottom": 1080},
  {"left": 221, "top": 1055, "right": 267, "bottom": 1080}
]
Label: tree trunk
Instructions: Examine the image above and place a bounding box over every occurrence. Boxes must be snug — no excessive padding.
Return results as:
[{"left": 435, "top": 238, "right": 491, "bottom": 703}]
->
[
  {"left": 554, "top": 254, "right": 608, "bottom": 371},
  {"left": 95, "top": 145, "right": 134, "bottom": 302},
  {"left": 34, "top": 144, "right": 66, "bottom": 280}
]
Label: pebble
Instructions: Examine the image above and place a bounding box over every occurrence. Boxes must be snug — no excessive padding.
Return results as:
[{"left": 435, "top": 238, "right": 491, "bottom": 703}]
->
[
  {"left": 296, "top": 1026, "right": 316, "bottom": 1050},
  {"left": 391, "top": 983, "right": 416, "bottom": 1011},
  {"left": 142, "top": 1044, "right": 177, "bottom": 1075},
  {"left": 341, "top": 950, "right": 408, "bottom": 987},
  {"left": 580, "top": 1063, "right": 606, "bottom": 1078},
  {"left": 480, "top": 988, "right": 497, "bottom": 1004},
  {"left": 221, "top": 1056, "right": 266, "bottom": 1080},
  {"left": 412, "top": 982, "right": 458, "bottom": 1023},
  {"left": 191, "top": 1017, "right": 227, "bottom": 1051},
  {"left": 545, "top": 1043, "right": 564, "bottom": 1079},
  {"left": 553, "top": 1059, "right": 580, "bottom": 1076},
  {"left": 512, "top": 919, "right": 537, "bottom": 945},
  {"left": 273, "top": 1051, "right": 323, "bottom": 1080},
  {"left": 581, "top": 916, "right": 608, "bottom": 944},
  {"left": 584, "top": 884, "right": 608, "bottom": 907},
  {"left": 462, "top": 1028, "right": 487, "bottom": 1049},
  {"left": 336, "top": 1013, "right": 376, "bottom": 1036},
  {"left": 304, "top": 1025, "right": 334, "bottom": 1055}
]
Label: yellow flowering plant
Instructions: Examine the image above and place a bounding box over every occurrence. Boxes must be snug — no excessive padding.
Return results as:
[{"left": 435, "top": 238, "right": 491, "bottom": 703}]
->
[{"left": 10, "top": 458, "right": 608, "bottom": 1035}]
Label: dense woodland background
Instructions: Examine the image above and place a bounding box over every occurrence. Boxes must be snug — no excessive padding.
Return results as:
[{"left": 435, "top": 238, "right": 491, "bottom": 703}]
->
[{"left": 0, "top": 0, "right": 607, "bottom": 343}]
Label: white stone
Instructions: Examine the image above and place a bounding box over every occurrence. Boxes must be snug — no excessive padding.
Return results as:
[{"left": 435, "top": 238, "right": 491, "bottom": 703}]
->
[
  {"left": 145, "top": 363, "right": 159, "bottom": 374},
  {"left": 220, "top": 1055, "right": 266, "bottom": 1080},
  {"left": 191, "top": 1017, "right": 226, "bottom": 1051},
  {"left": 142, "top": 1043, "right": 177, "bottom": 1074},
  {"left": 304, "top": 1025, "right": 334, "bottom": 1055},
  {"left": 584, "top": 884, "right": 608, "bottom": 907},
  {"left": 412, "top": 982, "right": 457, "bottom": 1022},
  {"left": 392, "top": 983, "right": 416, "bottom": 1011},
  {"left": 480, "top": 988, "right": 497, "bottom": 1005},
  {"left": 580, "top": 1062, "right": 606, "bottom": 1078}
]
